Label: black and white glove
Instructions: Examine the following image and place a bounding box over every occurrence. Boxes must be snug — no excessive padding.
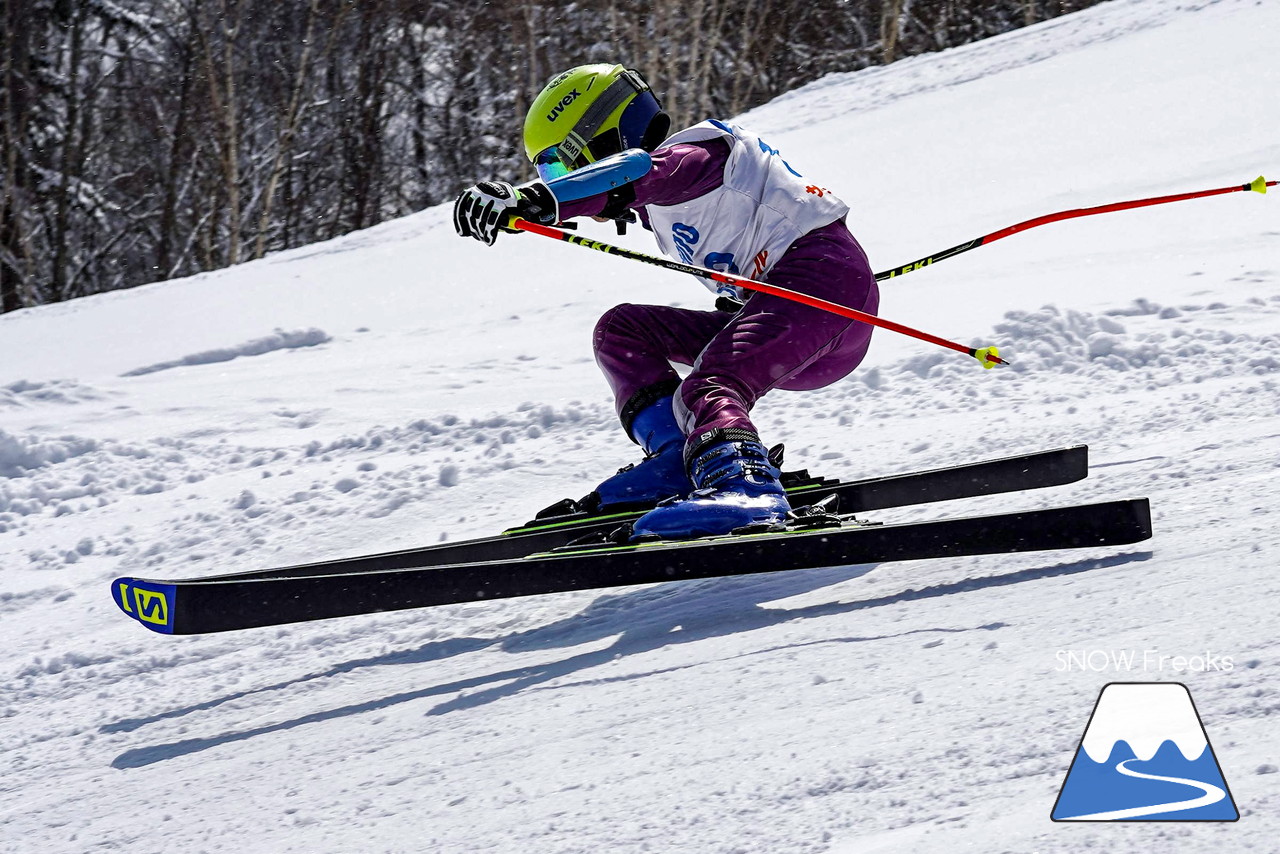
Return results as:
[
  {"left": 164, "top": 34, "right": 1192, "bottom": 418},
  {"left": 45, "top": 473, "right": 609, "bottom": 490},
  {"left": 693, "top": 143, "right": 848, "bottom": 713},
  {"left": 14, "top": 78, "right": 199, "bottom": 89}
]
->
[{"left": 452, "top": 180, "right": 558, "bottom": 246}]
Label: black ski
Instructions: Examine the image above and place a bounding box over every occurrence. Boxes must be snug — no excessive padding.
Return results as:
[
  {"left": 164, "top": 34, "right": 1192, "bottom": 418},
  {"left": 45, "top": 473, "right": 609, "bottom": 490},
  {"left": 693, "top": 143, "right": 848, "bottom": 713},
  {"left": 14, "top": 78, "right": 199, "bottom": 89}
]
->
[
  {"left": 172, "top": 445, "right": 1090, "bottom": 585},
  {"left": 112, "top": 497, "right": 1151, "bottom": 635}
]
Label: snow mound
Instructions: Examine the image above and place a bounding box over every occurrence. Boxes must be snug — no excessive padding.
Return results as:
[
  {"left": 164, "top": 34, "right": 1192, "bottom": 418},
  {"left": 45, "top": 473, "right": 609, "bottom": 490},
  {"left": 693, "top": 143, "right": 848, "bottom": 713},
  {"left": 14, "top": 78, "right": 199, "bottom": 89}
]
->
[
  {"left": 895, "top": 298, "right": 1280, "bottom": 382},
  {"left": 0, "top": 431, "right": 100, "bottom": 479},
  {"left": 121, "top": 328, "right": 331, "bottom": 377},
  {"left": 0, "top": 379, "right": 105, "bottom": 407}
]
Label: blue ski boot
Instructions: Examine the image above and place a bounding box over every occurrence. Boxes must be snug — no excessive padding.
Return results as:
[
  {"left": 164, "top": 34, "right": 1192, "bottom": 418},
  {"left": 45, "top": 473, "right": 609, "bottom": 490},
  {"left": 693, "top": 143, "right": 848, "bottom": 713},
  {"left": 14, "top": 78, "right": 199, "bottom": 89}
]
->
[
  {"left": 631, "top": 428, "right": 791, "bottom": 540},
  {"left": 589, "top": 395, "right": 691, "bottom": 512}
]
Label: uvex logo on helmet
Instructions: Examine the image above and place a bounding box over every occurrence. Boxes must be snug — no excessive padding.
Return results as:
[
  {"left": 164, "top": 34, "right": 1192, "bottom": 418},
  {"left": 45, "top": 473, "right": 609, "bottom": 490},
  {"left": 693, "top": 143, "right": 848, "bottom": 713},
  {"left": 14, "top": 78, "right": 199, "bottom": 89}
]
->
[{"left": 546, "top": 89, "right": 582, "bottom": 122}]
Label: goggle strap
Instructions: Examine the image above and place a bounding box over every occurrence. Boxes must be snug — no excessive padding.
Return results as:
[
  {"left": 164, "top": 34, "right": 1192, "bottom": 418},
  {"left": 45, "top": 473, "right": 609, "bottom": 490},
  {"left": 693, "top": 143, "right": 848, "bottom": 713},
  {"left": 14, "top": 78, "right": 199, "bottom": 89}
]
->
[
  {"left": 558, "top": 133, "right": 587, "bottom": 167},
  {"left": 564, "top": 70, "right": 647, "bottom": 165}
]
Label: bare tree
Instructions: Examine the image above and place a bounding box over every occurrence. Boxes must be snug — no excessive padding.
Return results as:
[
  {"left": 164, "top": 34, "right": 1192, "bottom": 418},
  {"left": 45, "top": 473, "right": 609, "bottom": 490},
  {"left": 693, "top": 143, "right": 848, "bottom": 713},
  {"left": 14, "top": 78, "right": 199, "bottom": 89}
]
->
[{"left": 0, "top": 0, "right": 36, "bottom": 312}]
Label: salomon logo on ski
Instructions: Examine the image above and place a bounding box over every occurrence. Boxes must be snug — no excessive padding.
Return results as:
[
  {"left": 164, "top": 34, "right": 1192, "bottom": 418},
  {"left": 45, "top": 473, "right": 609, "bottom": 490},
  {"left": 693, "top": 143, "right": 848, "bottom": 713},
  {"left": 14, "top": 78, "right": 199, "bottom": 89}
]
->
[{"left": 111, "top": 578, "right": 177, "bottom": 634}]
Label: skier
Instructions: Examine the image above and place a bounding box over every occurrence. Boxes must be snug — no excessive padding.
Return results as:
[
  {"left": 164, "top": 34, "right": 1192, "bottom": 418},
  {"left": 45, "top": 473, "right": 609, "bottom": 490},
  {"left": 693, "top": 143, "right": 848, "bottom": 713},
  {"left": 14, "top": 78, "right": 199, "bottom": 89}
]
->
[{"left": 453, "top": 64, "right": 879, "bottom": 540}]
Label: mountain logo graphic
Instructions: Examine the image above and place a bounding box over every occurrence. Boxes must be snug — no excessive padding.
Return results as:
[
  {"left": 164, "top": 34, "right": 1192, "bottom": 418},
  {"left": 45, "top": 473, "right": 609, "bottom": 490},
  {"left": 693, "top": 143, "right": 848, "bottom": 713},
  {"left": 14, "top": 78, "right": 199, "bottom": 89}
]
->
[{"left": 1052, "top": 682, "right": 1238, "bottom": 821}]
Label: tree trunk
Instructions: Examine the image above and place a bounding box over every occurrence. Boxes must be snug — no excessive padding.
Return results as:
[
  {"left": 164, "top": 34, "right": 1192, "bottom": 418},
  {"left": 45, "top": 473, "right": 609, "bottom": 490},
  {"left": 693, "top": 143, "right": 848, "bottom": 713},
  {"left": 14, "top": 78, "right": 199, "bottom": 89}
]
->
[
  {"left": 50, "top": 4, "right": 86, "bottom": 304},
  {"left": 157, "top": 45, "right": 195, "bottom": 279},
  {"left": 0, "top": 198, "right": 21, "bottom": 313},
  {"left": 882, "top": 0, "right": 905, "bottom": 65},
  {"left": 197, "top": 0, "right": 245, "bottom": 266},
  {"left": 0, "top": 0, "right": 31, "bottom": 313},
  {"left": 254, "top": 0, "right": 325, "bottom": 259}
]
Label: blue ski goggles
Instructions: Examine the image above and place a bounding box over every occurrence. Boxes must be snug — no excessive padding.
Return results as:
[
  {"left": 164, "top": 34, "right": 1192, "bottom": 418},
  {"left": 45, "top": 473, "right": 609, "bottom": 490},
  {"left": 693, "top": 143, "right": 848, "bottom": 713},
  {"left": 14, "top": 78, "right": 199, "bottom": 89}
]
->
[
  {"left": 534, "top": 147, "right": 576, "bottom": 183},
  {"left": 534, "top": 89, "right": 663, "bottom": 183}
]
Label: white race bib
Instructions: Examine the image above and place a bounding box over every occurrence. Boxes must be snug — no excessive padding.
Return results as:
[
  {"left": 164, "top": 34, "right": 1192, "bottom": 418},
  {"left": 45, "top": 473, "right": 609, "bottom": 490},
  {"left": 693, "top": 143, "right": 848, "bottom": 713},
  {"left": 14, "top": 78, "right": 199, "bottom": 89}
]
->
[{"left": 645, "top": 120, "right": 849, "bottom": 300}]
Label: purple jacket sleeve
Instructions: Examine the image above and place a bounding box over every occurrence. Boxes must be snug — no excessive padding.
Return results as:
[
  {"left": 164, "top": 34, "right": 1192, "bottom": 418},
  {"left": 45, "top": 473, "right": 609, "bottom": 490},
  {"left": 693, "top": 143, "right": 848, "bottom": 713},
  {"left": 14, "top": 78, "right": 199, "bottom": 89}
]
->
[{"left": 556, "top": 137, "right": 730, "bottom": 221}]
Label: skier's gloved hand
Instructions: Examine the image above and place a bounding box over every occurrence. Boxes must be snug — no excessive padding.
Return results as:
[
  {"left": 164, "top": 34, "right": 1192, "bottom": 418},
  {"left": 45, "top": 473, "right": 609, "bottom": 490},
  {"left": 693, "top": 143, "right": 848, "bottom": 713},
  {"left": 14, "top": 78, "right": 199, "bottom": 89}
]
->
[
  {"left": 453, "top": 181, "right": 515, "bottom": 246},
  {"left": 452, "top": 180, "right": 558, "bottom": 246}
]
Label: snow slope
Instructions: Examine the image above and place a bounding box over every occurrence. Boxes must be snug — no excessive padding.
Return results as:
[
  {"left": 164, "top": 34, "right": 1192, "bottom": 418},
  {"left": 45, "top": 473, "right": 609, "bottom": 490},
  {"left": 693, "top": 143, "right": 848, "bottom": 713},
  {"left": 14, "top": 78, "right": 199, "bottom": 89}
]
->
[{"left": 2, "top": 0, "right": 1279, "bottom": 850}]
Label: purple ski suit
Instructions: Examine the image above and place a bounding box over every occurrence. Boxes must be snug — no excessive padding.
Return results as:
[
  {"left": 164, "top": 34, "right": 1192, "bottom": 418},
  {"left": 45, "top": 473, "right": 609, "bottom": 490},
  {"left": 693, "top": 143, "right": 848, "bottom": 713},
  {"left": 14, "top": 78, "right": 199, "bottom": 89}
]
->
[{"left": 558, "top": 132, "right": 879, "bottom": 445}]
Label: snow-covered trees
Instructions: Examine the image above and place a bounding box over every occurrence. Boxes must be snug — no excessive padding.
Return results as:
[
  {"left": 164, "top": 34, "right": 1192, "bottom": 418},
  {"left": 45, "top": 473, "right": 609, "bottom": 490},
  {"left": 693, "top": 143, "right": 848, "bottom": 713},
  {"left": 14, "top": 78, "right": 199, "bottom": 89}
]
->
[
  {"left": 0, "top": 0, "right": 1099, "bottom": 313},
  {"left": 1, "top": 0, "right": 160, "bottom": 310}
]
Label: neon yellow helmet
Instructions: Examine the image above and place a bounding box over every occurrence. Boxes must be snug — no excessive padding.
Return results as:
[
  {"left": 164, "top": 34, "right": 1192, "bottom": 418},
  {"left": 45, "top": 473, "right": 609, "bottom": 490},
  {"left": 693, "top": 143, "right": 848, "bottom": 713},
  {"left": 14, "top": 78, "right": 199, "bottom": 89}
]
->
[{"left": 523, "top": 64, "right": 670, "bottom": 182}]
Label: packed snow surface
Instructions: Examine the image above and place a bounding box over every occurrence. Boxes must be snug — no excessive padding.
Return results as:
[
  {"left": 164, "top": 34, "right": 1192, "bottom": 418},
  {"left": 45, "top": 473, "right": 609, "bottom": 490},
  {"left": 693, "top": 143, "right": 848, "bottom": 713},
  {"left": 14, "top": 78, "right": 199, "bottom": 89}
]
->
[{"left": 2, "top": 0, "right": 1279, "bottom": 851}]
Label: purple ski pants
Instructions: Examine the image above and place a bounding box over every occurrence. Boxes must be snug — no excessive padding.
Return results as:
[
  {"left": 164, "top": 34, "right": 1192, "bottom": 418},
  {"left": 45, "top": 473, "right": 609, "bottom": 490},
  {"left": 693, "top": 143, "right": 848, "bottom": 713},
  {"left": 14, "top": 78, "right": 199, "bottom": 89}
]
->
[{"left": 593, "top": 219, "right": 879, "bottom": 445}]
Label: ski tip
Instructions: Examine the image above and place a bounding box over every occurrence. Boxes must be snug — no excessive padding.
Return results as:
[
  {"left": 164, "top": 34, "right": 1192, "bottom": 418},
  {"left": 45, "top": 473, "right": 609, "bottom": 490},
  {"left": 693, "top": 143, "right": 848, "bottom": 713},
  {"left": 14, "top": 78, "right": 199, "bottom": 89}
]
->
[
  {"left": 1249, "top": 176, "right": 1268, "bottom": 194},
  {"left": 111, "top": 577, "right": 177, "bottom": 634},
  {"left": 973, "top": 345, "right": 1007, "bottom": 369}
]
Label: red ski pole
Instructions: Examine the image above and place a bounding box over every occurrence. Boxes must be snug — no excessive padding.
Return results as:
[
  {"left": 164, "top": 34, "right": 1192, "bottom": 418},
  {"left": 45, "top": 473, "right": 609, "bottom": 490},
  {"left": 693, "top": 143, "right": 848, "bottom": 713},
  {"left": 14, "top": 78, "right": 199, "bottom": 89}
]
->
[
  {"left": 508, "top": 217, "right": 1007, "bottom": 368},
  {"left": 876, "top": 176, "right": 1275, "bottom": 281}
]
